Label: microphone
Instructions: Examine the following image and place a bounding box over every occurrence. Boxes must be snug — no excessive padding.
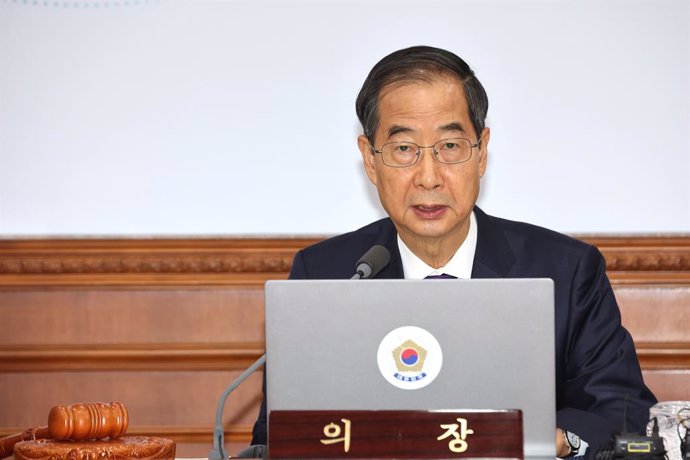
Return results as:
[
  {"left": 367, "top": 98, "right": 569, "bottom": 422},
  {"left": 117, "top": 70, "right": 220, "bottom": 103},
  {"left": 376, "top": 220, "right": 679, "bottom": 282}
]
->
[
  {"left": 351, "top": 245, "right": 390, "bottom": 279},
  {"left": 209, "top": 354, "right": 266, "bottom": 460}
]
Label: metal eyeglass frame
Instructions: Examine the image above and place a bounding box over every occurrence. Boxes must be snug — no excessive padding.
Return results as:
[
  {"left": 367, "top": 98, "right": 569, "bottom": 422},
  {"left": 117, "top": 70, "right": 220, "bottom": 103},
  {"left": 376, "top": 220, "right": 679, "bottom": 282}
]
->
[{"left": 370, "top": 137, "right": 481, "bottom": 168}]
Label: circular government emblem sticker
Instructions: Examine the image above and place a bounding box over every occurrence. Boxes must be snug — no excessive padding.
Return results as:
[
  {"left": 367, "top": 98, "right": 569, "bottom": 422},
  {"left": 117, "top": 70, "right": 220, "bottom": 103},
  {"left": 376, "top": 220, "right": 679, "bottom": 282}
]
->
[{"left": 376, "top": 326, "right": 443, "bottom": 390}]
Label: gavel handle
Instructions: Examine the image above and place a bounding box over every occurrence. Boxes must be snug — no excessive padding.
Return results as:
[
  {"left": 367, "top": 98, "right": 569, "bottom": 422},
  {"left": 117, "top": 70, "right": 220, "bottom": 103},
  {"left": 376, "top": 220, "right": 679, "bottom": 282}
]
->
[{"left": 0, "top": 426, "right": 48, "bottom": 459}]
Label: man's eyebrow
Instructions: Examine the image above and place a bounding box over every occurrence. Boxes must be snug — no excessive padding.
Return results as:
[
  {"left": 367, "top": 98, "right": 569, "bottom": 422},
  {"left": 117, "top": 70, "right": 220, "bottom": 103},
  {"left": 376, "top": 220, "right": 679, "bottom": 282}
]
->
[
  {"left": 386, "top": 125, "right": 414, "bottom": 139},
  {"left": 438, "top": 122, "right": 466, "bottom": 133}
]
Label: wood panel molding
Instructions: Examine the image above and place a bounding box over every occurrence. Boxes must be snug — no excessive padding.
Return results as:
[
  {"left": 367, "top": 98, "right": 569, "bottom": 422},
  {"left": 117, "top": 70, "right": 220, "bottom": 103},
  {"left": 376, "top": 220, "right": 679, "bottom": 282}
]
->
[
  {"left": 636, "top": 342, "right": 690, "bottom": 369},
  {"left": 1, "top": 236, "right": 689, "bottom": 286},
  {"left": 127, "top": 425, "right": 252, "bottom": 443},
  {"left": 0, "top": 238, "right": 319, "bottom": 286},
  {"left": 585, "top": 236, "right": 690, "bottom": 283},
  {"left": 1, "top": 342, "right": 685, "bottom": 372},
  {"left": 0, "top": 343, "right": 264, "bottom": 372}
]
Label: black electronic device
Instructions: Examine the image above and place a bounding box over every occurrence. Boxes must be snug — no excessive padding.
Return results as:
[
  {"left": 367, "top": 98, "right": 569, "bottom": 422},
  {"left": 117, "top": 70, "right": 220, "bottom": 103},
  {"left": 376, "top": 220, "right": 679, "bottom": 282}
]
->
[
  {"left": 594, "top": 434, "right": 665, "bottom": 460},
  {"left": 594, "top": 398, "right": 666, "bottom": 460},
  {"left": 613, "top": 435, "right": 665, "bottom": 457}
]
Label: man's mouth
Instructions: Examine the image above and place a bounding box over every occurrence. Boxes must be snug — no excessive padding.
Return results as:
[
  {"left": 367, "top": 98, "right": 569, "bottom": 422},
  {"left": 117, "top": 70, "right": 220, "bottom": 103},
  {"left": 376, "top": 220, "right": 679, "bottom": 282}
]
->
[{"left": 411, "top": 204, "right": 447, "bottom": 218}]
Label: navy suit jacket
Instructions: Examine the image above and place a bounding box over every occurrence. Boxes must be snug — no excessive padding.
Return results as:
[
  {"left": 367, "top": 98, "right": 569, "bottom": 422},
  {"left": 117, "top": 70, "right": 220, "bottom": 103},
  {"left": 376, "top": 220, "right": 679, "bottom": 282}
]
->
[{"left": 251, "top": 207, "right": 656, "bottom": 454}]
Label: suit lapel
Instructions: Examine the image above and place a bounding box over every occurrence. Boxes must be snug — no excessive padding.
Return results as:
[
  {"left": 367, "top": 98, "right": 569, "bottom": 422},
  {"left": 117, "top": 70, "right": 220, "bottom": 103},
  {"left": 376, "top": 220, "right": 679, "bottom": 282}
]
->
[
  {"left": 374, "top": 218, "right": 404, "bottom": 279},
  {"left": 471, "top": 207, "right": 516, "bottom": 279}
]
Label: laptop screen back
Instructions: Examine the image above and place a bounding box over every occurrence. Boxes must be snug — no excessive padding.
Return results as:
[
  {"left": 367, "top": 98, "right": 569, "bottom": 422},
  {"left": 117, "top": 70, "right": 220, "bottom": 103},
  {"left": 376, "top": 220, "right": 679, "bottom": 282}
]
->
[{"left": 265, "top": 278, "right": 555, "bottom": 458}]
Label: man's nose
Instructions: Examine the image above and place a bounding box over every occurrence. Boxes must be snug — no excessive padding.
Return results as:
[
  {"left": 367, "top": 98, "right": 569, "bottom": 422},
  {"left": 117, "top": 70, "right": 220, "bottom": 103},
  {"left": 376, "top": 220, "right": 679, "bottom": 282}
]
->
[{"left": 414, "top": 147, "right": 443, "bottom": 190}]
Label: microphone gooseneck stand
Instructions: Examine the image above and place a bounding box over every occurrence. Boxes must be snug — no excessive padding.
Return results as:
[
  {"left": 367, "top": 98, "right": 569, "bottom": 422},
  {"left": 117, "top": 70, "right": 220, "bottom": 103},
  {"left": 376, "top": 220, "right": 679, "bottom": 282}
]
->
[{"left": 209, "top": 354, "right": 266, "bottom": 460}]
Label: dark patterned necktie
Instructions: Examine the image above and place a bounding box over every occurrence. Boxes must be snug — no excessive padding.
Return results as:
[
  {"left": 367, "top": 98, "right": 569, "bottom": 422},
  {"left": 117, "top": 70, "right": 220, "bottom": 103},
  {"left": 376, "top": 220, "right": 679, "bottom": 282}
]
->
[{"left": 424, "top": 274, "right": 458, "bottom": 279}]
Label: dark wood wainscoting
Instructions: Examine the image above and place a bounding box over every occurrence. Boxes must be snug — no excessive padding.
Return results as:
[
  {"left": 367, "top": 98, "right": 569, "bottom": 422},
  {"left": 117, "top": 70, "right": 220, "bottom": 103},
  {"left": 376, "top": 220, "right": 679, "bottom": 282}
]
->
[{"left": 1, "top": 236, "right": 689, "bottom": 457}]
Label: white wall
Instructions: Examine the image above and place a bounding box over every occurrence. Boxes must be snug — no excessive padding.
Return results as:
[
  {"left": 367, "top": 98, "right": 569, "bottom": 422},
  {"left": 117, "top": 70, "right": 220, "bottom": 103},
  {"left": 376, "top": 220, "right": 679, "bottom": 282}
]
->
[{"left": 0, "top": 0, "right": 688, "bottom": 236}]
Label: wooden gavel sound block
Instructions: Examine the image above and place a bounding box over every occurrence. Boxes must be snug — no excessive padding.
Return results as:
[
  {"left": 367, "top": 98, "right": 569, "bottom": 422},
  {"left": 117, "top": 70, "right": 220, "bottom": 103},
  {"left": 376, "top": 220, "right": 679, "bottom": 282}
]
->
[{"left": 0, "top": 402, "right": 129, "bottom": 459}]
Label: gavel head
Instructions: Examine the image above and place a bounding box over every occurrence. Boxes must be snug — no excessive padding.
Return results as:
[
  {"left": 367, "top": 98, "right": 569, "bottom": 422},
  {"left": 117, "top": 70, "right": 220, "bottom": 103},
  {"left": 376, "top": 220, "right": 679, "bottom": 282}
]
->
[{"left": 48, "top": 402, "right": 129, "bottom": 441}]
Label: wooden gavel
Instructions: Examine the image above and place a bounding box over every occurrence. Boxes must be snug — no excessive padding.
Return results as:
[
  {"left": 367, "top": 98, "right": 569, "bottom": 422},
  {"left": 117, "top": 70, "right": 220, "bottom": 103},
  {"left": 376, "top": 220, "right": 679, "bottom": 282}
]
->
[{"left": 0, "top": 402, "right": 129, "bottom": 459}]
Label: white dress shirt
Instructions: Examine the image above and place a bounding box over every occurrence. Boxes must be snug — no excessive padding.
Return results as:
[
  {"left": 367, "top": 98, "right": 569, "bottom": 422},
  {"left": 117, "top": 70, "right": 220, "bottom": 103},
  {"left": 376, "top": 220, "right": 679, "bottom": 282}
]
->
[{"left": 397, "top": 211, "right": 478, "bottom": 279}]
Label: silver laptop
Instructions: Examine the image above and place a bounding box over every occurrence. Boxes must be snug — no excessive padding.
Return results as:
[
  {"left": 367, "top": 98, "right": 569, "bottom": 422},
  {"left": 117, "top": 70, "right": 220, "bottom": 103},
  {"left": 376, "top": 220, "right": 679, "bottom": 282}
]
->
[{"left": 265, "top": 279, "right": 555, "bottom": 458}]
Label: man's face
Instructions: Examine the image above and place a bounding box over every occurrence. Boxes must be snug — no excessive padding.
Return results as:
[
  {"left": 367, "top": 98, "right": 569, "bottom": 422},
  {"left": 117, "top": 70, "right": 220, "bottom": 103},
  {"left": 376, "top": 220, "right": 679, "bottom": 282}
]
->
[{"left": 358, "top": 75, "right": 489, "bottom": 253}]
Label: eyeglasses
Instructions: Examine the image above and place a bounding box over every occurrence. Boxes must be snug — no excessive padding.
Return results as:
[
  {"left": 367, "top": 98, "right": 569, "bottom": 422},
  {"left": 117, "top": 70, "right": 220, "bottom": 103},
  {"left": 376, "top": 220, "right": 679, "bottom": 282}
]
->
[{"left": 371, "top": 138, "right": 480, "bottom": 168}]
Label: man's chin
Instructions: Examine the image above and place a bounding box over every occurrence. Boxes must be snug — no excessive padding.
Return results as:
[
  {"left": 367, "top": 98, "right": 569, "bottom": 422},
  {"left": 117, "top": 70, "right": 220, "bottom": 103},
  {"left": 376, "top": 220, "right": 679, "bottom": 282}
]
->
[{"left": 399, "top": 221, "right": 455, "bottom": 241}]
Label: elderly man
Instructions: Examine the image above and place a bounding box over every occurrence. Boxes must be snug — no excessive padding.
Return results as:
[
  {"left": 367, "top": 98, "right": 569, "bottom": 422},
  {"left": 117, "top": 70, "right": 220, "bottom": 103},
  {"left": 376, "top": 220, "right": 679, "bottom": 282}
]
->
[{"left": 251, "top": 46, "right": 656, "bottom": 457}]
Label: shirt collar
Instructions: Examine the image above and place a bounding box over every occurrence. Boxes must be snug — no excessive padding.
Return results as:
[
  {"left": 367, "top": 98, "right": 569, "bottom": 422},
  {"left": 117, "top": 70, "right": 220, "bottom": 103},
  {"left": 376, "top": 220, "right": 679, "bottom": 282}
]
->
[{"left": 397, "top": 211, "right": 477, "bottom": 280}]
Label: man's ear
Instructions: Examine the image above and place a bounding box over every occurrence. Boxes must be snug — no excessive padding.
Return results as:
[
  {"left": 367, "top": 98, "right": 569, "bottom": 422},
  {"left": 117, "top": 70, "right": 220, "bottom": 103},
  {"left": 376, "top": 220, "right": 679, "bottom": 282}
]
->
[
  {"left": 477, "top": 127, "right": 490, "bottom": 178},
  {"left": 358, "top": 135, "right": 378, "bottom": 186}
]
